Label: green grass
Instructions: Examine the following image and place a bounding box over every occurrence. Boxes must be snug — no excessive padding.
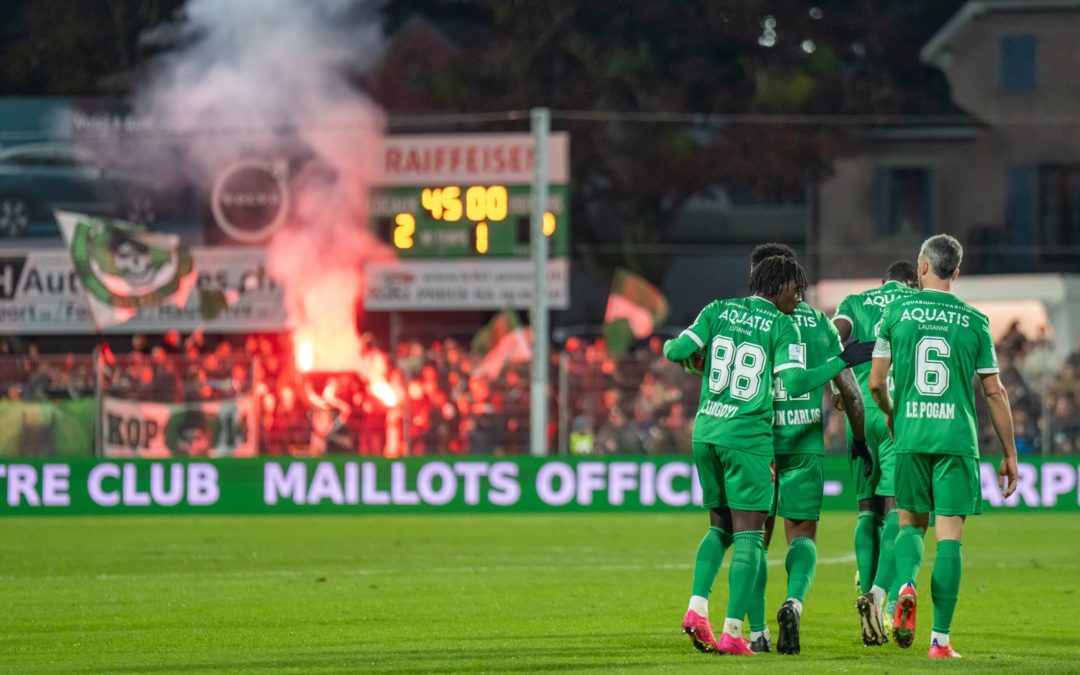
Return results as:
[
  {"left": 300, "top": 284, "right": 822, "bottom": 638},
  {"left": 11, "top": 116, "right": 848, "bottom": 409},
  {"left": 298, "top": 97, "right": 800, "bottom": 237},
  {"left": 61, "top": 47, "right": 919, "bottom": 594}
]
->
[{"left": 1, "top": 512, "right": 1078, "bottom": 673}]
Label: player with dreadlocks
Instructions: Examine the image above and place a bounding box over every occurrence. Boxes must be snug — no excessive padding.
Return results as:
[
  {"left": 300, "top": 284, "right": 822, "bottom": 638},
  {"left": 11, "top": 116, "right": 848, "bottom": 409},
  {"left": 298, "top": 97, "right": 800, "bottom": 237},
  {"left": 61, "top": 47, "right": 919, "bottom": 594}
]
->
[
  {"left": 665, "top": 255, "right": 875, "bottom": 656},
  {"left": 739, "top": 244, "right": 869, "bottom": 655}
]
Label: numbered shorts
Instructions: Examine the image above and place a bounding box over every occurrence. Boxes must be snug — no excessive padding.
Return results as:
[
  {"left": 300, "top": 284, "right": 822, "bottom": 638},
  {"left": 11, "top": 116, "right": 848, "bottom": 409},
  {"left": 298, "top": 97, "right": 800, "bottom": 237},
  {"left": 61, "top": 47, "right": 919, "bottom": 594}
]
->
[
  {"left": 894, "top": 452, "right": 983, "bottom": 517},
  {"left": 848, "top": 409, "right": 895, "bottom": 500},
  {"left": 693, "top": 442, "right": 774, "bottom": 512},
  {"left": 769, "top": 453, "right": 824, "bottom": 521}
]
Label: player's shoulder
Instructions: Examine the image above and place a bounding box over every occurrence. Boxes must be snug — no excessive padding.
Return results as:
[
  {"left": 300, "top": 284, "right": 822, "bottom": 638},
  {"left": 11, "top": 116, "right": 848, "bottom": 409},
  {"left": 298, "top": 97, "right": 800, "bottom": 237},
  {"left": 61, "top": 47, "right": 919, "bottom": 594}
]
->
[
  {"left": 953, "top": 295, "right": 992, "bottom": 327},
  {"left": 795, "top": 301, "right": 831, "bottom": 328}
]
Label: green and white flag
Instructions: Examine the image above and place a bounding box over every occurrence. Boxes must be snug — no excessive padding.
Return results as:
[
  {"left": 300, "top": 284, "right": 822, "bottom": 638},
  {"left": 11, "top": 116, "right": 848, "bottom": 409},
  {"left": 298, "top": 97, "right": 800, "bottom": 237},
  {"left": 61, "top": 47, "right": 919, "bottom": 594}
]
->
[
  {"left": 602, "top": 268, "right": 668, "bottom": 354},
  {"left": 472, "top": 308, "right": 532, "bottom": 380},
  {"left": 55, "top": 211, "right": 196, "bottom": 328}
]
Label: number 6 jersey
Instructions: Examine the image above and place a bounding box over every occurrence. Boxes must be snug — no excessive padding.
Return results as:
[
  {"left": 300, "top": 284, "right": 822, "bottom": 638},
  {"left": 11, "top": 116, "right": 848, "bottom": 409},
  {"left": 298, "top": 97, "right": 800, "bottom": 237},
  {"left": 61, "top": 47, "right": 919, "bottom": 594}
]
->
[{"left": 873, "top": 289, "right": 999, "bottom": 457}]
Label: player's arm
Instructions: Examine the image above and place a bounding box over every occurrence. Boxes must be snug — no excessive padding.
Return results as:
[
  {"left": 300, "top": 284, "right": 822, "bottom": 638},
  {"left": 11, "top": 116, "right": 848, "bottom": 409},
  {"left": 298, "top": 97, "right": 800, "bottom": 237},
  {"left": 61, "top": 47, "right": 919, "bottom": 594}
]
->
[
  {"left": 869, "top": 309, "right": 894, "bottom": 430},
  {"left": 868, "top": 354, "right": 892, "bottom": 427},
  {"left": 980, "top": 373, "right": 1018, "bottom": 498},
  {"left": 832, "top": 317, "right": 853, "bottom": 343},
  {"left": 975, "top": 319, "right": 1018, "bottom": 497},
  {"left": 774, "top": 321, "right": 873, "bottom": 398},
  {"left": 834, "top": 369, "right": 864, "bottom": 441},
  {"left": 830, "top": 298, "right": 855, "bottom": 409},
  {"left": 663, "top": 305, "right": 710, "bottom": 363}
]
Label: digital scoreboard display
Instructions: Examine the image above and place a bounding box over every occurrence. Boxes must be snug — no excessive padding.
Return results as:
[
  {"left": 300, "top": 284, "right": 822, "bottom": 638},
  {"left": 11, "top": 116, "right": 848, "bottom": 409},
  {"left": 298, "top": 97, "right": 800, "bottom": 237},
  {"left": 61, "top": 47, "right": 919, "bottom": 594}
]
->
[
  {"left": 363, "top": 133, "right": 571, "bottom": 311},
  {"left": 370, "top": 183, "right": 569, "bottom": 257}
]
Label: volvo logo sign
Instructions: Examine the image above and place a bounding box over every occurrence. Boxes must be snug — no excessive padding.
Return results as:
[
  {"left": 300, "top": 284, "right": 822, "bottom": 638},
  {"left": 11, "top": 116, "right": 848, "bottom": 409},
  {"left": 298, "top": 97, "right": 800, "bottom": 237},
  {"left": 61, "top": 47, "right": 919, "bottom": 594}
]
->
[{"left": 211, "top": 159, "right": 290, "bottom": 243}]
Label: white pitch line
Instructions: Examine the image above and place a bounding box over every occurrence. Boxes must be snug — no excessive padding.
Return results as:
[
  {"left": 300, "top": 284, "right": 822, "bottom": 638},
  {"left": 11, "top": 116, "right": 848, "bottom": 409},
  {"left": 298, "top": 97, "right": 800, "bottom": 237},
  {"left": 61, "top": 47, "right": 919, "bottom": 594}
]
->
[{"left": 0, "top": 553, "right": 858, "bottom": 583}]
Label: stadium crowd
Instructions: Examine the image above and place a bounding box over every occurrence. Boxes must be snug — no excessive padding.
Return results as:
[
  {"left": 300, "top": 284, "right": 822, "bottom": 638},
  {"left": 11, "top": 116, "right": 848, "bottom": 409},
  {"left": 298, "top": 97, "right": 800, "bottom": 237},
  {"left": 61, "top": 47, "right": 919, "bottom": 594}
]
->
[{"left": 1, "top": 320, "right": 1079, "bottom": 456}]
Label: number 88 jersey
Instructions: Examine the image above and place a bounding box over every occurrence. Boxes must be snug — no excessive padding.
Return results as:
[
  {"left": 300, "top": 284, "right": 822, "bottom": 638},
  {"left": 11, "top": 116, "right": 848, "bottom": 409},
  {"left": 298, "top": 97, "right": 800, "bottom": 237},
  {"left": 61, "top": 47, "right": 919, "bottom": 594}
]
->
[
  {"left": 681, "top": 296, "right": 805, "bottom": 456},
  {"left": 873, "top": 289, "right": 999, "bottom": 458}
]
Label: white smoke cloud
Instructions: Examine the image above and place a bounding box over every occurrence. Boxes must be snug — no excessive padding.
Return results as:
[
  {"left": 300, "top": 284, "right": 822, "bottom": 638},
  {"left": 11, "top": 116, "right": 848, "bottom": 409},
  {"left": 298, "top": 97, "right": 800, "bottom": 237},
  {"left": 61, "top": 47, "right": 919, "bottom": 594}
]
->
[{"left": 131, "top": 0, "right": 393, "bottom": 372}]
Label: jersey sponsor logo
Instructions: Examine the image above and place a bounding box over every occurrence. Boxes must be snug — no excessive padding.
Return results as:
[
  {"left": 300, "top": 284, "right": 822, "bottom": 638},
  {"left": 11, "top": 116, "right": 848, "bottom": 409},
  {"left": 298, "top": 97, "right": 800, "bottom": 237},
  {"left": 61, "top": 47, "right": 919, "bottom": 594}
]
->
[
  {"left": 898, "top": 306, "right": 971, "bottom": 327},
  {"left": 863, "top": 291, "right": 907, "bottom": 308},
  {"left": 904, "top": 400, "right": 956, "bottom": 420},
  {"left": 699, "top": 400, "right": 739, "bottom": 418},
  {"left": 718, "top": 306, "right": 773, "bottom": 332},
  {"left": 792, "top": 311, "right": 817, "bottom": 328},
  {"left": 773, "top": 407, "right": 822, "bottom": 427}
]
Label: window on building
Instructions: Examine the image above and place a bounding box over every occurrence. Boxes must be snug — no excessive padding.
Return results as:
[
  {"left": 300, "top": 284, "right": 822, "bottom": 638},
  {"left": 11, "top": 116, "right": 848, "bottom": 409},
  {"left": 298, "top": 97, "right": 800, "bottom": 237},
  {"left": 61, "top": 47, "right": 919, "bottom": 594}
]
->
[
  {"left": 1037, "top": 165, "right": 1080, "bottom": 251},
  {"left": 874, "top": 166, "right": 934, "bottom": 236},
  {"left": 1000, "top": 34, "right": 1038, "bottom": 93}
]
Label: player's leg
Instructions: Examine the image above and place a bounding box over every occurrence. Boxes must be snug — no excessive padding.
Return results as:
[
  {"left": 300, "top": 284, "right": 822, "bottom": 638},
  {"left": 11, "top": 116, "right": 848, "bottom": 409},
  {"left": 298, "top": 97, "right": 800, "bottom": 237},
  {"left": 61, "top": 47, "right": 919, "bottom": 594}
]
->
[
  {"left": 926, "top": 455, "right": 981, "bottom": 659},
  {"left": 747, "top": 512, "right": 775, "bottom": 653},
  {"left": 850, "top": 420, "right": 885, "bottom": 595},
  {"left": 683, "top": 442, "right": 732, "bottom": 653},
  {"left": 857, "top": 412, "right": 899, "bottom": 645},
  {"left": 891, "top": 451, "right": 934, "bottom": 648},
  {"left": 715, "top": 448, "right": 772, "bottom": 656},
  {"left": 775, "top": 453, "right": 823, "bottom": 655}
]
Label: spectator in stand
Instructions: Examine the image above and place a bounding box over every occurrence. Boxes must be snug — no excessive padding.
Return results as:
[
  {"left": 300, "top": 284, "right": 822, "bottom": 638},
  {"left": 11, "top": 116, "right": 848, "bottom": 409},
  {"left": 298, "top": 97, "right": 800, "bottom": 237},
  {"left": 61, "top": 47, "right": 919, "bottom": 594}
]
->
[
  {"left": 998, "top": 319, "right": 1029, "bottom": 358},
  {"left": 1050, "top": 392, "right": 1080, "bottom": 454},
  {"left": 595, "top": 407, "right": 644, "bottom": 455},
  {"left": 131, "top": 333, "right": 149, "bottom": 355},
  {"left": 569, "top": 415, "right": 595, "bottom": 454},
  {"left": 644, "top": 402, "right": 693, "bottom": 455}
]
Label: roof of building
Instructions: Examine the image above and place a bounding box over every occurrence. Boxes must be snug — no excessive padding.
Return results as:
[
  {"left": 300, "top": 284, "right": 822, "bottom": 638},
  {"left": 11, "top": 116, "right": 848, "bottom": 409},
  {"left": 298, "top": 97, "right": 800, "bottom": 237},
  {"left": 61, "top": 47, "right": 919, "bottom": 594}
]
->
[{"left": 921, "top": 0, "right": 1080, "bottom": 67}]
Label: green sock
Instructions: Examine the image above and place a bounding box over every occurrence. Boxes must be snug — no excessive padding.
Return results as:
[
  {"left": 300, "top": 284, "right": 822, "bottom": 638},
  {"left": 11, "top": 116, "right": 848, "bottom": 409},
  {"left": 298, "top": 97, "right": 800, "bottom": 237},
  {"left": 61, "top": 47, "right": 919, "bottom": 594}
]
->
[
  {"left": 854, "top": 511, "right": 881, "bottom": 593},
  {"left": 871, "top": 510, "right": 899, "bottom": 594},
  {"left": 931, "top": 540, "right": 963, "bottom": 634},
  {"left": 785, "top": 536, "right": 817, "bottom": 603},
  {"left": 747, "top": 539, "right": 769, "bottom": 631},
  {"left": 893, "top": 525, "right": 925, "bottom": 589},
  {"left": 726, "top": 530, "right": 764, "bottom": 620},
  {"left": 690, "top": 526, "right": 732, "bottom": 599}
]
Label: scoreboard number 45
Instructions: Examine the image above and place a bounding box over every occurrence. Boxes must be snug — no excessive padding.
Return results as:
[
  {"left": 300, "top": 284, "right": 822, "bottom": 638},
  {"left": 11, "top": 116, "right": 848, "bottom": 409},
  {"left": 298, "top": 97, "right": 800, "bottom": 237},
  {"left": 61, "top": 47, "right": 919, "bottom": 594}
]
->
[{"left": 392, "top": 184, "right": 557, "bottom": 255}]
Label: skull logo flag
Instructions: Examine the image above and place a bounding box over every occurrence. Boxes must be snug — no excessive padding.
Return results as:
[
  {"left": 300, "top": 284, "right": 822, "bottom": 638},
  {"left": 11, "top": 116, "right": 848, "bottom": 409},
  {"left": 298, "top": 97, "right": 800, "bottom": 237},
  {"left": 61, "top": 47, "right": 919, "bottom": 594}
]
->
[{"left": 55, "top": 211, "right": 196, "bottom": 329}]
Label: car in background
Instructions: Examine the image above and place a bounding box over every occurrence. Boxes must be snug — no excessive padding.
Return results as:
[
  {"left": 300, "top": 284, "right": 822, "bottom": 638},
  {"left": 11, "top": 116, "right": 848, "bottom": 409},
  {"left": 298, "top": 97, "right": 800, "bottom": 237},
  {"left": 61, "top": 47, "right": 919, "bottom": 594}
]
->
[{"left": 0, "top": 143, "right": 159, "bottom": 238}]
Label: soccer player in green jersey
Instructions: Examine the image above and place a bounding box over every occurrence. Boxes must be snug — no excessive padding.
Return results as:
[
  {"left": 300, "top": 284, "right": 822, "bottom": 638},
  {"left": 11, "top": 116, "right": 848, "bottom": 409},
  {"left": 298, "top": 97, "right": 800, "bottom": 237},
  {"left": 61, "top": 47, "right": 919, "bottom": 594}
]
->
[
  {"left": 832, "top": 260, "right": 920, "bottom": 646},
  {"left": 665, "top": 255, "right": 874, "bottom": 656},
  {"left": 742, "top": 244, "right": 869, "bottom": 656},
  {"left": 869, "top": 234, "right": 1019, "bottom": 658}
]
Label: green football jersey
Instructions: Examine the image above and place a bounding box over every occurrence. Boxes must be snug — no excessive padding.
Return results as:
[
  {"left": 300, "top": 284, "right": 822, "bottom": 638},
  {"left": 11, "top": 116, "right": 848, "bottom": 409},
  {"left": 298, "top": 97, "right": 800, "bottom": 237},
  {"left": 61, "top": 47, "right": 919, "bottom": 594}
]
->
[
  {"left": 772, "top": 302, "right": 842, "bottom": 455},
  {"left": 833, "top": 280, "right": 920, "bottom": 407},
  {"left": 676, "top": 296, "right": 805, "bottom": 455},
  {"left": 874, "top": 289, "right": 999, "bottom": 458}
]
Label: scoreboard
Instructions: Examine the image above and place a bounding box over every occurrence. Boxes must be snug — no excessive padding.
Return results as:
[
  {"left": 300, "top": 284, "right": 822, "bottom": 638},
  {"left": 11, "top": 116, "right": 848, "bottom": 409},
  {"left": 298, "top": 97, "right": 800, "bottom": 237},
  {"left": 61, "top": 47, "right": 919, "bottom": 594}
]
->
[
  {"left": 364, "top": 133, "right": 570, "bottom": 310},
  {"left": 370, "top": 184, "right": 569, "bottom": 258}
]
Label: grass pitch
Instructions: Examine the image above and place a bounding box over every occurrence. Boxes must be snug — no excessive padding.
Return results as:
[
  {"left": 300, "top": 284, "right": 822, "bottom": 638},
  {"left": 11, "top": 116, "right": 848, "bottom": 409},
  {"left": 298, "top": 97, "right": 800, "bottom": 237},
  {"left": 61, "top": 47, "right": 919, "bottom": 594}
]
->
[{"left": 1, "top": 512, "right": 1078, "bottom": 673}]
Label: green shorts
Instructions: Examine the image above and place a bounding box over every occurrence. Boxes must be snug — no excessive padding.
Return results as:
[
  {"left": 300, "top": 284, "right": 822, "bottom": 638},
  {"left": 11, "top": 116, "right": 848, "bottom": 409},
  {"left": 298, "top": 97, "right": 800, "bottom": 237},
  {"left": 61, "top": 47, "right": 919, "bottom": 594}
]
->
[
  {"left": 894, "top": 452, "right": 983, "bottom": 517},
  {"left": 693, "top": 442, "right": 774, "bottom": 512},
  {"left": 848, "top": 409, "right": 896, "bottom": 500},
  {"left": 769, "top": 453, "right": 824, "bottom": 521}
]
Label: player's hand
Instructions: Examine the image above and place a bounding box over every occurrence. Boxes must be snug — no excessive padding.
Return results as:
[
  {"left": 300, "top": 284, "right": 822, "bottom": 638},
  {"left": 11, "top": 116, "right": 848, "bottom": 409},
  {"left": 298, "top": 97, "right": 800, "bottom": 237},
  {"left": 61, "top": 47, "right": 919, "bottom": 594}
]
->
[
  {"left": 999, "top": 456, "right": 1019, "bottom": 498},
  {"left": 839, "top": 340, "right": 875, "bottom": 367},
  {"left": 681, "top": 352, "right": 705, "bottom": 376},
  {"left": 885, "top": 413, "right": 894, "bottom": 438},
  {"left": 850, "top": 439, "right": 873, "bottom": 477},
  {"left": 831, "top": 391, "right": 845, "bottom": 411}
]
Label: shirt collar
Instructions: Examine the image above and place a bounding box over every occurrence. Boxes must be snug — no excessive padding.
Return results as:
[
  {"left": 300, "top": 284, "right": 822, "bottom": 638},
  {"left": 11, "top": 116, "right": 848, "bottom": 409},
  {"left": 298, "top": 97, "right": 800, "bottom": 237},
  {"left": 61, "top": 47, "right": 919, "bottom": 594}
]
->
[
  {"left": 921, "top": 287, "right": 955, "bottom": 296},
  {"left": 750, "top": 295, "right": 777, "bottom": 308}
]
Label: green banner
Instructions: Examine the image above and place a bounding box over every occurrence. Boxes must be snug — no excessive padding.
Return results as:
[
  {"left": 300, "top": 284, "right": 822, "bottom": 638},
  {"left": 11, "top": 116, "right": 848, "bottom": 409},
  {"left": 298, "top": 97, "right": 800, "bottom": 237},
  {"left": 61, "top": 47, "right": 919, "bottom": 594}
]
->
[
  {"left": 0, "top": 399, "right": 97, "bottom": 458},
  {"left": 0, "top": 455, "right": 1076, "bottom": 515}
]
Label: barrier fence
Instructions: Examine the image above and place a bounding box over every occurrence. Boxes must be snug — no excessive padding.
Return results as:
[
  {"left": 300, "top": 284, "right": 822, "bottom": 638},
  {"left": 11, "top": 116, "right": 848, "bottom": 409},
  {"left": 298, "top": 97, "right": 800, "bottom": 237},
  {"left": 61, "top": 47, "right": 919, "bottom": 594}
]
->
[
  {"left": 0, "top": 346, "right": 1076, "bottom": 459},
  {"left": 0, "top": 456, "right": 1077, "bottom": 515}
]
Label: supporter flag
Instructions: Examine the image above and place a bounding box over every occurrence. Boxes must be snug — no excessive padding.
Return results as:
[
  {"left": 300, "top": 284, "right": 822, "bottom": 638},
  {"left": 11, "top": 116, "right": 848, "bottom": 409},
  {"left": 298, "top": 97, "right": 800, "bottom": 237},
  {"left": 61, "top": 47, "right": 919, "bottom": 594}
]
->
[
  {"left": 472, "top": 308, "right": 532, "bottom": 380},
  {"left": 55, "top": 211, "right": 196, "bottom": 328},
  {"left": 602, "top": 268, "right": 668, "bottom": 354}
]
